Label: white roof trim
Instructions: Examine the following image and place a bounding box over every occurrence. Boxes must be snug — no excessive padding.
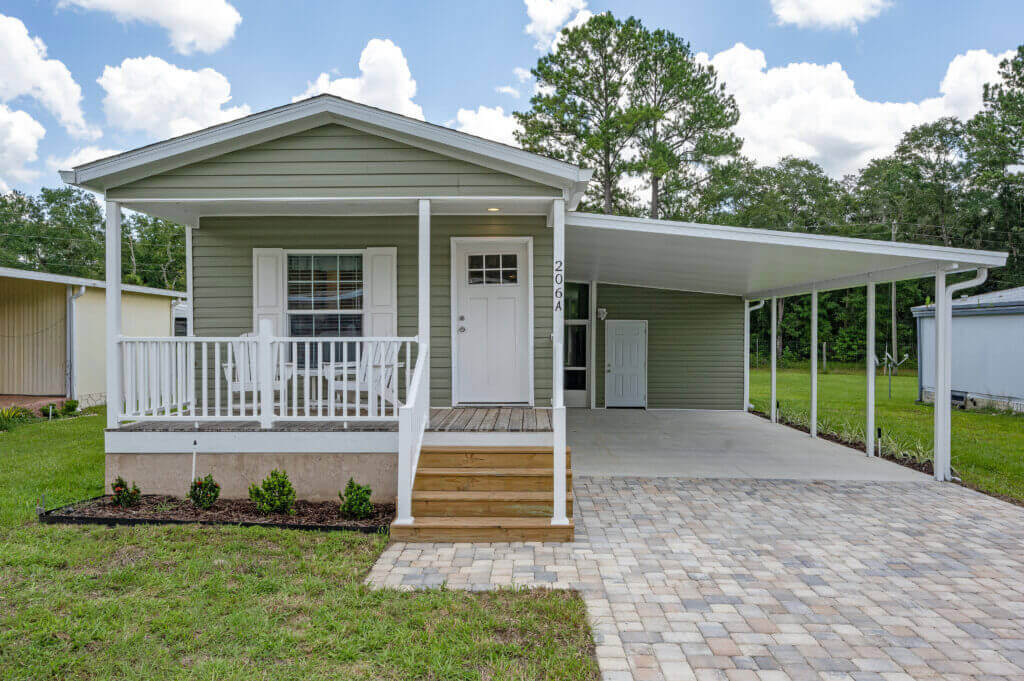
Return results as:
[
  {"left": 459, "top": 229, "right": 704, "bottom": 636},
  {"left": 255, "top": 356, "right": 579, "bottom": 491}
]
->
[
  {"left": 0, "top": 266, "right": 186, "bottom": 298},
  {"left": 61, "top": 94, "right": 593, "bottom": 206},
  {"left": 567, "top": 211, "right": 1008, "bottom": 268}
]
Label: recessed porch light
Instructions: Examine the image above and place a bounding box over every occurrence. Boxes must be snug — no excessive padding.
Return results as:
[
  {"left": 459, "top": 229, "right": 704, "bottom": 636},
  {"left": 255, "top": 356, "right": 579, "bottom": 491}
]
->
[{"left": 487, "top": 207, "right": 500, "bottom": 212}]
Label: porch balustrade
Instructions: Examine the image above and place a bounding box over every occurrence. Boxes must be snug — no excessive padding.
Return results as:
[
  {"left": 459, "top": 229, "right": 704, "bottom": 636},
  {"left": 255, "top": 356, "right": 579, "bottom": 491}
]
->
[{"left": 115, "top": 322, "right": 419, "bottom": 427}]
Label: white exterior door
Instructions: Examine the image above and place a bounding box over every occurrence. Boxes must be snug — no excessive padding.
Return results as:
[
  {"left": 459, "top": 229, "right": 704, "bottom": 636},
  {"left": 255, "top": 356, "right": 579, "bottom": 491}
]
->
[
  {"left": 453, "top": 238, "right": 531, "bottom": 404},
  {"left": 605, "top": 320, "right": 647, "bottom": 407}
]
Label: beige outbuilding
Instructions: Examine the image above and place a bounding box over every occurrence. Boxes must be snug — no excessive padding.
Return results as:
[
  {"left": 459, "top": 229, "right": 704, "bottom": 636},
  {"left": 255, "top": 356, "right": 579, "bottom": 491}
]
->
[{"left": 0, "top": 266, "right": 185, "bottom": 406}]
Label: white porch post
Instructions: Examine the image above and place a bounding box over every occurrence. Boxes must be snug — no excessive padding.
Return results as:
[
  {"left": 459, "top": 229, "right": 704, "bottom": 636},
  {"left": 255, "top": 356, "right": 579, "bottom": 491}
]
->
[
  {"left": 551, "top": 198, "right": 568, "bottom": 526},
  {"left": 105, "top": 201, "right": 122, "bottom": 429},
  {"left": 866, "top": 283, "right": 876, "bottom": 456},
  {"left": 810, "top": 289, "right": 818, "bottom": 438},
  {"left": 185, "top": 226, "right": 194, "bottom": 335},
  {"left": 417, "top": 199, "right": 431, "bottom": 344},
  {"left": 770, "top": 297, "right": 777, "bottom": 423},
  {"left": 933, "top": 270, "right": 948, "bottom": 480},
  {"left": 258, "top": 318, "right": 274, "bottom": 429}
]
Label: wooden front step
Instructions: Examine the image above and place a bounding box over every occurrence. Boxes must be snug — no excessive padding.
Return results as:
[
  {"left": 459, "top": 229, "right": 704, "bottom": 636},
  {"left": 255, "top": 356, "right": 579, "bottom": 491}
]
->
[
  {"left": 392, "top": 446, "right": 574, "bottom": 542},
  {"left": 412, "top": 490, "right": 573, "bottom": 517},
  {"left": 413, "top": 467, "right": 571, "bottom": 492},
  {"left": 390, "top": 517, "right": 574, "bottom": 542}
]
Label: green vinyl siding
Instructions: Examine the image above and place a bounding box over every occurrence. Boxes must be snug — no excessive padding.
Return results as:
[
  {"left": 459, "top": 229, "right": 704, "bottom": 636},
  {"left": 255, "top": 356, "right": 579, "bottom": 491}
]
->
[
  {"left": 108, "top": 124, "right": 561, "bottom": 200},
  {"left": 192, "top": 215, "right": 552, "bottom": 407},
  {"left": 594, "top": 284, "right": 743, "bottom": 409}
]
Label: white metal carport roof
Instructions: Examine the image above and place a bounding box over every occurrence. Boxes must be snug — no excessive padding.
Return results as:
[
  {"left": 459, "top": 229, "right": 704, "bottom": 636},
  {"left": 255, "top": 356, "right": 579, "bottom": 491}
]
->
[{"left": 565, "top": 212, "right": 1008, "bottom": 299}]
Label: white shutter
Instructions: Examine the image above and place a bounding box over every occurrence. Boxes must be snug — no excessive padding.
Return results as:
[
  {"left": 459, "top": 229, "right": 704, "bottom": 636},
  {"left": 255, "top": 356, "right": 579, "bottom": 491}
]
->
[
  {"left": 364, "top": 247, "right": 398, "bottom": 336},
  {"left": 252, "top": 248, "right": 285, "bottom": 335}
]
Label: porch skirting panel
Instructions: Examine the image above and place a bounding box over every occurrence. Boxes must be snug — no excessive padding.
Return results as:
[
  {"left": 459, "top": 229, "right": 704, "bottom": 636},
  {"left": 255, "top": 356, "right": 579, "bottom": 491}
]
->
[{"left": 105, "top": 451, "right": 398, "bottom": 503}]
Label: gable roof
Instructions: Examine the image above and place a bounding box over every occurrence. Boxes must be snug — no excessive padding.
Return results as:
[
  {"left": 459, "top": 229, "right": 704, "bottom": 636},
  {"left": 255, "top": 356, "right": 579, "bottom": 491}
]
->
[
  {"left": 0, "top": 266, "right": 186, "bottom": 298},
  {"left": 60, "top": 94, "right": 593, "bottom": 208}
]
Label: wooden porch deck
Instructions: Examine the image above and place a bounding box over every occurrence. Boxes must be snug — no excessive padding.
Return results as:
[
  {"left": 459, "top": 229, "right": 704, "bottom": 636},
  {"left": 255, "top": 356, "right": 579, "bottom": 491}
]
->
[{"left": 115, "top": 407, "right": 553, "bottom": 433}]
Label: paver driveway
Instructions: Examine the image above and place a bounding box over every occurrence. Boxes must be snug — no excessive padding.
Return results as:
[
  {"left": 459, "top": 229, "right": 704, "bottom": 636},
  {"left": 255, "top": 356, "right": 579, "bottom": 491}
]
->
[{"left": 368, "top": 477, "right": 1024, "bottom": 680}]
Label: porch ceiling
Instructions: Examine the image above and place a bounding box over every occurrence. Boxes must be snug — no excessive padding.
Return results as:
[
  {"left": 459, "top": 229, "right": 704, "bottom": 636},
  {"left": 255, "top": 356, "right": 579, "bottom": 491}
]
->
[
  {"left": 566, "top": 212, "right": 1008, "bottom": 299},
  {"left": 122, "top": 196, "right": 557, "bottom": 227}
]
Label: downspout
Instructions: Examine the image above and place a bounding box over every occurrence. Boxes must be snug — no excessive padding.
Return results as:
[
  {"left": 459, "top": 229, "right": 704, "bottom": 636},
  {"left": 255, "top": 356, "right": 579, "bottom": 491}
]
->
[
  {"left": 744, "top": 300, "right": 765, "bottom": 412},
  {"left": 66, "top": 285, "right": 86, "bottom": 400}
]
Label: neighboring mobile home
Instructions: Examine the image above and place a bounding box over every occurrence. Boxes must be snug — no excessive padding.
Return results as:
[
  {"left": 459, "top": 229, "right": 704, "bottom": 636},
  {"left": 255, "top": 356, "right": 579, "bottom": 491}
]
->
[
  {"left": 61, "top": 95, "right": 1007, "bottom": 541},
  {"left": 913, "top": 285, "right": 1024, "bottom": 412},
  {"left": 0, "top": 266, "right": 185, "bottom": 406}
]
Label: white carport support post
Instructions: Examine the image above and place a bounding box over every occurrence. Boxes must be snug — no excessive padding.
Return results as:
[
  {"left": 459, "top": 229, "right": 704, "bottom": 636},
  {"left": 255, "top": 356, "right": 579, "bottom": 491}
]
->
[
  {"left": 810, "top": 290, "right": 817, "bottom": 438},
  {"left": 866, "top": 283, "right": 876, "bottom": 456},
  {"left": 105, "top": 201, "right": 122, "bottom": 429},
  {"left": 743, "top": 300, "right": 764, "bottom": 412},
  {"left": 551, "top": 198, "right": 568, "bottom": 527},
  {"left": 933, "top": 267, "right": 988, "bottom": 481},
  {"left": 770, "top": 297, "right": 777, "bottom": 423}
]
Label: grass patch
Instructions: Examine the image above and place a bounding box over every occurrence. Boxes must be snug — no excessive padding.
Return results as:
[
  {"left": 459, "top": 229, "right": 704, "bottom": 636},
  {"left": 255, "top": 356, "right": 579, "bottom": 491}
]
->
[
  {"left": 751, "top": 368, "right": 1024, "bottom": 502},
  {"left": 0, "top": 409, "right": 598, "bottom": 681}
]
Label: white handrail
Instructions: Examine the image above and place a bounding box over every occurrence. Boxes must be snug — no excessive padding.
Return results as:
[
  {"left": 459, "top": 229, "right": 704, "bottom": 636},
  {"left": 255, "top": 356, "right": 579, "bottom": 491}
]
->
[{"left": 395, "top": 345, "right": 429, "bottom": 525}]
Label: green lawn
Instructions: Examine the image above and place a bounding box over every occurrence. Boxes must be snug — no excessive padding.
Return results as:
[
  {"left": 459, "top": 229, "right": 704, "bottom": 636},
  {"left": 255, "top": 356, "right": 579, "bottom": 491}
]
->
[
  {"left": 0, "top": 411, "right": 598, "bottom": 681},
  {"left": 750, "top": 368, "right": 1024, "bottom": 502}
]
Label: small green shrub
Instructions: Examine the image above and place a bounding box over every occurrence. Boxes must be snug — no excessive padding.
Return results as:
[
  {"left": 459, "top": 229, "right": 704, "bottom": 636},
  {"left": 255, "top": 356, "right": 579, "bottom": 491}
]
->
[
  {"left": 339, "top": 478, "right": 373, "bottom": 520},
  {"left": 188, "top": 474, "right": 221, "bottom": 509},
  {"left": 40, "top": 403, "right": 61, "bottom": 419},
  {"left": 0, "top": 406, "right": 34, "bottom": 431},
  {"left": 248, "top": 469, "right": 296, "bottom": 515},
  {"left": 111, "top": 476, "right": 140, "bottom": 507},
  {"left": 60, "top": 399, "right": 79, "bottom": 415}
]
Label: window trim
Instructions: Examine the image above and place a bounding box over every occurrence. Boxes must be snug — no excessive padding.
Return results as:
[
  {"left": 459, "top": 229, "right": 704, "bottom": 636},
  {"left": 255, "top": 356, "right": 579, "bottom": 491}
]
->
[{"left": 284, "top": 248, "right": 367, "bottom": 335}]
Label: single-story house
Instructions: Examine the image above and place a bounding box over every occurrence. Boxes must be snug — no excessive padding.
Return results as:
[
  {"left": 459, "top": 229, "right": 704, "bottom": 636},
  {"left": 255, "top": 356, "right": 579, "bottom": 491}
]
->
[
  {"left": 0, "top": 266, "right": 185, "bottom": 407},
  {"left": 913, "top": 285, "right": 1024, "bottom": 412},
  {"left": 60, "top": 94, "right": 1007, "bottom": 541}
]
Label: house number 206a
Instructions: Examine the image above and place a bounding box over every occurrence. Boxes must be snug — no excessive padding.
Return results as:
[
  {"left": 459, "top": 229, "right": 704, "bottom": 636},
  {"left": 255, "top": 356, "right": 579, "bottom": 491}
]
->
[{"left": 553, "top": 259, "right": 564, "bottom": 312}]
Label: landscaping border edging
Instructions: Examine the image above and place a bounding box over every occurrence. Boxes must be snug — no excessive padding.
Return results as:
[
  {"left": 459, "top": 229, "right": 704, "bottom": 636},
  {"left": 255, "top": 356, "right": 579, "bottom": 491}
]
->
[{"left": 38, "top": 496, "right": 392, "bottom": 534}]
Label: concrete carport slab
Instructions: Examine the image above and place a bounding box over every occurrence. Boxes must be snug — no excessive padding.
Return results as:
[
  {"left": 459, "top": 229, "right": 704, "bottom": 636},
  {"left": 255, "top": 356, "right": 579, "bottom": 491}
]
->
[{"left": 567, "top": 409, "right": 926, "bottom": 481}]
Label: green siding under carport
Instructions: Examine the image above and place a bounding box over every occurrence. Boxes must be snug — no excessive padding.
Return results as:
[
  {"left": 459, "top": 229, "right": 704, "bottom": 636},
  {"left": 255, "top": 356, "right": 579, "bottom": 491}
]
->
[{"left": 594, "top": 284, "right": 744, "bottom": 410}]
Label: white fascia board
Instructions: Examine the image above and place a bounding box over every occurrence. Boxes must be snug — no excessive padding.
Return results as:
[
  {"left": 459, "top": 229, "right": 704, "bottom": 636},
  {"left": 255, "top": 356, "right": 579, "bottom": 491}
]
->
[
  {"left": 746, "top": 261, "right": 965, "bottom": 300},
  {"left": 0, "top": 266, "right": 185, "bottom": 298},
  {"left": 63, "top": 95, "right": 591, "bottom": 194},
  {"left": 566, "top": 212, "right": 1008, "bottom": 268}
]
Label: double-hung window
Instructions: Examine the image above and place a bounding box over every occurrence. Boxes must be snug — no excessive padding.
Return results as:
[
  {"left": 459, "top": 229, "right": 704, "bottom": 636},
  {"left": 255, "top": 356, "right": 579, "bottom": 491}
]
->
[{"left": 286, "top": 253, "right": 363, "bottom": 364}]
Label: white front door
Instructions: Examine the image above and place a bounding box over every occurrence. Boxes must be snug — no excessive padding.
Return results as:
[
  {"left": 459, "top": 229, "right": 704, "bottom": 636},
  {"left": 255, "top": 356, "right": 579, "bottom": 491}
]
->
[
  {"left": 453, "top": 238, "right": 531, "bottom": 404},
  {"left": 605, "top": 320, "right": 647, "bottom": 407}
]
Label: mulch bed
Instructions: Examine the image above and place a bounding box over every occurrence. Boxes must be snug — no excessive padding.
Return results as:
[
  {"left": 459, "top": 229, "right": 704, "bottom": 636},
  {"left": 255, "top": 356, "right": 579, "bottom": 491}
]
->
[{"left": 41, "top": 495, "right": 394, "bottom": 532}]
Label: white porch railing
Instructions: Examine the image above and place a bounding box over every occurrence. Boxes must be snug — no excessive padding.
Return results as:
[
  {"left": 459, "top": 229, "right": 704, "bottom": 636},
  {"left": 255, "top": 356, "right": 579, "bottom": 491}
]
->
[
  {"left": 117, "top": 322, "right": 418, "bottom": 425},
  {"left": 394, "top": 346, "right": 430, "bottom": 525}
]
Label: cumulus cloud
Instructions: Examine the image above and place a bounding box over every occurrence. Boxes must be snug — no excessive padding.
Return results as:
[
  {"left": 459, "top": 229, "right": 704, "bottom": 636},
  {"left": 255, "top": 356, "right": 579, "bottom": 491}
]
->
[
  {"left": 59, "top": 0, "right": 241, "bottom": 54},
  {"left": 47, "top": 145, "right": 122, "bottom": 173},
  {"left": 514, "top": 67, "right": 533, "bottom": 82},
  {"left": 454, "top": 106, "right": 521, "bottom": 146},
  {"left": 770, "top": 0, "right": 890, "bottom": 32},
  {"left": 0, "top": 13, "right": 99, "bottom": 139},
  {"left": 524, "top": 0, "right": 590, "bottom": 51},
  {"left": 0, "top": 105, "right": 47, "bottom": 191},
  {"left": 294, "top": 39, "right": 424, "bottom": 120},
  {"left": 701, "top": 43, "right": 1013, "bottom": 177},
  {"left": 98, "top": 56, "right": 250, "bottom": 138},
  {"left": 495, "top": 85, "right": 520, "bottom": 98}
]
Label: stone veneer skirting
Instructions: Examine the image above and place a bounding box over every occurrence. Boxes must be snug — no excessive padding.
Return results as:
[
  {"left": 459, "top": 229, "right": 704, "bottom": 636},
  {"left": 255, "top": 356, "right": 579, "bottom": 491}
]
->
[{"left": 106, "top": 452, "right": 397, "bottom": 502}]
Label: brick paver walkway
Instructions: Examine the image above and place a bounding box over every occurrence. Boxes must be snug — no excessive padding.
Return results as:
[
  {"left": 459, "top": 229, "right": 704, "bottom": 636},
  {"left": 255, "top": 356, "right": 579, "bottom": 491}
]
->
[{"left": 367, "top": 478, "right": 1024, "bottom": 680}]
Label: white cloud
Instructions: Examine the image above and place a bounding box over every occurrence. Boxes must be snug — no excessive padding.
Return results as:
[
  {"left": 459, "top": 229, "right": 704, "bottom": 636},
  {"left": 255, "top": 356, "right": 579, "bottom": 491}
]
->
[
  {"left": 495, "top": 85, "right": 520, "bottom": 98},
  {"left": 514, "top": 67, "right": 532, "bottom": 82},
  {"left": 524, "top": 0, "right": 589, "bottom": 51},
  {"left": 98, "top": 56, "right": 250, "bottom": 138},
  {"left": 294, "top": 39, "right": 424, "bottom": 120},
  {"left": 47, "top": 145, "right": 122, "bottom": 172},
  {"left": 454, "top": 106, "right": 521, "bottom": 147},
  {"left": 770, "top": 0, "right": 890, "bottom": 32},
  {"left": 59, "top": 0, "right": 241, "bottom": 54},
  {"left": 0, "top": 105, "right": 46, "bottom": 192},
  {"left": 0, "top": 14, "right": 99, "bottom": 139},
  {"left": 700, "top": 43, "right": 1013, "bottom": 177}
]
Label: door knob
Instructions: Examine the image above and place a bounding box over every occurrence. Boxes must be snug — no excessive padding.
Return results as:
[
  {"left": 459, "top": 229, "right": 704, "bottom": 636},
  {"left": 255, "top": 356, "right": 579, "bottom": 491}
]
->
[{"left": 458, "top": 326, "right": 466, "bottom": 333}]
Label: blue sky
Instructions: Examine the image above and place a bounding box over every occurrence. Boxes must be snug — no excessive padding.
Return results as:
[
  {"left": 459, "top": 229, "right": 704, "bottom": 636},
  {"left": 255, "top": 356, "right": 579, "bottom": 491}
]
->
[{"left": 2, "top": 0, "right": 1022, "bottom": 193}]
